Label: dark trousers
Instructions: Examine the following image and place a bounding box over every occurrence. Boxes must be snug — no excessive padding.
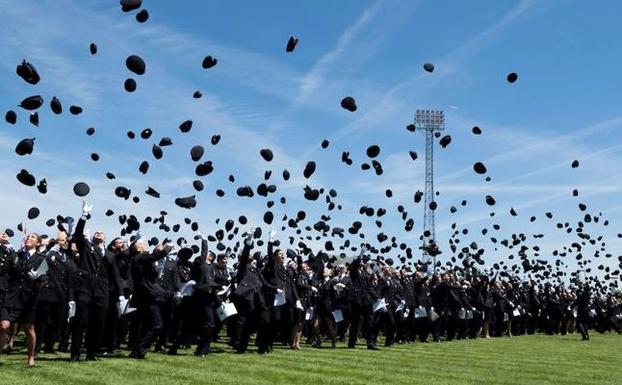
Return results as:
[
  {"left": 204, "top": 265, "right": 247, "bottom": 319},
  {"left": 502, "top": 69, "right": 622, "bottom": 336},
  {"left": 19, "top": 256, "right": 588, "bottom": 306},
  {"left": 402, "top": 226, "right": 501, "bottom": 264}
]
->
[
  {"left": 348, "top": 302, "right": 374, "bottom": 348},
  {"left": 156, "top": 299, "right": 175, "bottom": 349},
  {"left": 336, "top": 306, "right": 351, "bottom": 342},
  {"left": 103, "top": 294, "right": 119, "bottom": 352},
  {"left": 374, "top": 309, "right": 396, "bottom": 346},
  {"left": 446, "top": 308, "right": 460, "bottom": 341},
  {"left": 131, "top": 303, "right": 163, "bottom": 357},
  {"left": 34, "top": 300, "right": 64, "bottom": 353},
  {"left": 395, "top": 309, "right": 413, "bottom": 342},
  {"left": 431, "top": 310, "right": 446, "bottom": 341},
  {"left": 313, "top": 315, "right": 337, "bottom": 346},
  {"left": 169, "top": 298, "right": 195, "bottom": 352},
  {"left": 231, "top": 298, "right": 254, "bottom": 353},
  {"left": 413, "top": 315, "right": 430, "bottom": 342},
  {"left": 468, "top": 311, "right": 483, "bottom": 339},
  {"left": 576, "top": 317, "right": 590, "bottom": 340},
  {"left": 255, "top": 305, "right": 272, "bottom": 353},
  {"left": 70, "top": 298, "right": 109, "bottom": 358},
  {"left": 195, "top": 304, "right": 217, "bottom": 355},
  {"left": 58, "top": 310, "right": 70, "bottom": 352}
]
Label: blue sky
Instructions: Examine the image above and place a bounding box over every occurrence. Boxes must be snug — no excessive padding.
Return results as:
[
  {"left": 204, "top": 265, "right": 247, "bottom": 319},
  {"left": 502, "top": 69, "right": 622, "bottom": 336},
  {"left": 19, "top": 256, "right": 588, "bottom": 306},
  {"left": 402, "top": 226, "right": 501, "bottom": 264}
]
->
[{"left": 1, "top": 0, "right": 621, "bottom": 280}]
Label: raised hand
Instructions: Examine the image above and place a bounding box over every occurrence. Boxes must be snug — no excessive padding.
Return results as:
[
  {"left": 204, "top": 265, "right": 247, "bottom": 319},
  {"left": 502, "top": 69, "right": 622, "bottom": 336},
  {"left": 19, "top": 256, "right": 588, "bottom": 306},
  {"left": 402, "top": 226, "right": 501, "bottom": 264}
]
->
[{"left": 81, "top": 200, "right": 93, "bottom": 217}]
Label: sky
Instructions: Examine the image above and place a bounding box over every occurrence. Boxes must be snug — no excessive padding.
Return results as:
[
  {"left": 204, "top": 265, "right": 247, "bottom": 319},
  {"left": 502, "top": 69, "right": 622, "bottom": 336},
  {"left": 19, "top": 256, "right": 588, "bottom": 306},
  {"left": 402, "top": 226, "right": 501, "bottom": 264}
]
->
[{"left": 1, "top": 0, "right": 621, "bottom": 282}]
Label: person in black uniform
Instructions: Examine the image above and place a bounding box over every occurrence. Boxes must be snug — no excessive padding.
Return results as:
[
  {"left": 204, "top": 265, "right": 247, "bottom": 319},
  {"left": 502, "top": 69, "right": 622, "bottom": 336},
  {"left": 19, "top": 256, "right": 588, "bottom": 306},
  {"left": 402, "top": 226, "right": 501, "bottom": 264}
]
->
[
  {"left": 128, "top": 238, "right": 172, "bottom": 359},
  {"left": 0, "top": 231, "right": 15, "bottom": 352},
  {"left": 476, "top": 276, "right": 494, "bottom": 338},
  {"left": 0, "top": 231, "right": 47, "bottom": 366},
  {"left": 376, "top": 266, "right": 398, "bottom": 347},
  {"left": 333, "top": 264, "right": 351, "bottom": 343},
  {"left": 102, "top": 236, "right": 128, "bottom": 354},
  {"left": 430, "top": 274, "right": 449, "bottom": 341},
  {"left": 347, "top": 248, "right": 378, "bottom": 350},
  {"left": 262, "top": 231, "right": 299, "bottom": 352},
  {"left": 491, "top": 280, "right": 509, "bottom": 337},
  {"left": 444, "top": 275, "right": 463, "bottom": 341},
  {"left": 192, "top": 235, "right": 221, "bottom": 357},
  {"left": 70, "top": 201, "right": 122, "bottom": 362},
  {"left": 413, "top": 271, "right": 432, "bottom": 343},
  {"left": 575, "top": 283, "right": 591, "bottom": 340},
  {"left": 291, "top": 253, "right": 312, "bottom": 350},
  {"left": 230, "top": 231, "right": 262, "bottom": 354},
  {"left": 396, "top": 269, "right": 415, "bottom": 344},
  {"left": 213, "top": 251, "right": 232, "bottom": 344},
  {"left": 166, "top": 246, "right": 196, "bottom": 355},
  {"left": 311, "top": 266, "right": 337, "bottom": 349},
  {"left": 114, "top": 236, "right": 134, "bottom": 350},
  {"left": 34, "top": 232, "right": 70, "bottom": 354},
  {"left": 57, "top": 231, "right": 78, "bottom": 353},
  {"left": 154, "top": 248, "right": 181, "bottom": 353}
]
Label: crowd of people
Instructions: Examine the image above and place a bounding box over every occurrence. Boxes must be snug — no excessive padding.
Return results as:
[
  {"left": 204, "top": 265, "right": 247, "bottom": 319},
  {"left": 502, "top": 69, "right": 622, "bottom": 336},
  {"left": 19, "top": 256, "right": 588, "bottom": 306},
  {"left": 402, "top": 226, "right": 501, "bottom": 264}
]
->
[{"left": 1, "top": 202, "right": 621, "bottom": 367}]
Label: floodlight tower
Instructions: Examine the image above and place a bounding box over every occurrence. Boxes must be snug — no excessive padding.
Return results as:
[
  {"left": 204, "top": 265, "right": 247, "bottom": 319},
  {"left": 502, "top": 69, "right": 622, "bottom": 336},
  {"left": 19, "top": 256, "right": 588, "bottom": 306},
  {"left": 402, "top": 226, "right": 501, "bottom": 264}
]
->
[{"left": 415, "top": 109, "right": 445, "bottom": 273}]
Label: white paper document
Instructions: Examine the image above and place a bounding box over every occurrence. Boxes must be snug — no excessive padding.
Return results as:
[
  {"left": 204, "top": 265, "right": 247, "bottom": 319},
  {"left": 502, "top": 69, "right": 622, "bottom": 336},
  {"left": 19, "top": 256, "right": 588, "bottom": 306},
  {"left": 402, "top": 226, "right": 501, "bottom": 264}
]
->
[
  {"left": 295, "top": 299, "right": 304, "bottom": 311},
  {"left": 217, "top": 301, "right": 238, "bottom": 321},
  {"left": 414, "top": 306, "right": 428, "bottom": 319},
  {"left": 117, "top": 297, "right": 129, "bottom": 319},
  {"left": 179, "top": 281, "right": 196, "bottom": 297},
  {"left": 332, "top": 309, "right": 344, "bottom": 323},
  {"left": 35, "top": 259, "right": 49, "bottom": 276},
  {"left": 430, "top": 308, "right": 440, "bottom": 321},
  {"left": 373, "top": 298, "right": 387, "bottom": 313},
  {"left": 274, "top": 290, "right": 286, "bottom": 307}
]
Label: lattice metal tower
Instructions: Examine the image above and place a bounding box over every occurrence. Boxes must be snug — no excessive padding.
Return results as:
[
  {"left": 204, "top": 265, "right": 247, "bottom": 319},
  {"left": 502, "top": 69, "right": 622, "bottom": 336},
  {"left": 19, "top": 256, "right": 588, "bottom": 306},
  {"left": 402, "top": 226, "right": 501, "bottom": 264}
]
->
[{"left": 415, "top": 110, "right": 445, "bottom": 272}]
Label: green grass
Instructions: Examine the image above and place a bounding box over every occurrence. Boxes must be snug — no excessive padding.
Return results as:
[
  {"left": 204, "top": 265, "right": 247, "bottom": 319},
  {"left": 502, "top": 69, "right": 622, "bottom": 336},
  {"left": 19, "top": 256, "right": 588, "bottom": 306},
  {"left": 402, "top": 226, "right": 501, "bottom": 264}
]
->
[{"left": 0, "top": 334, "right": 620, "bottom": 385}]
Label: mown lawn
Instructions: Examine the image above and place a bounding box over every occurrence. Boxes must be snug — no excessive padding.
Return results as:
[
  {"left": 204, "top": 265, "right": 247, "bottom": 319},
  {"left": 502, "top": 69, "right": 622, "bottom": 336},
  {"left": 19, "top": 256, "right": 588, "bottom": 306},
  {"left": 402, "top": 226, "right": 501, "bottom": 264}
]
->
[{"left": 0, "top": 333, "right": 620, "bottom": 385}]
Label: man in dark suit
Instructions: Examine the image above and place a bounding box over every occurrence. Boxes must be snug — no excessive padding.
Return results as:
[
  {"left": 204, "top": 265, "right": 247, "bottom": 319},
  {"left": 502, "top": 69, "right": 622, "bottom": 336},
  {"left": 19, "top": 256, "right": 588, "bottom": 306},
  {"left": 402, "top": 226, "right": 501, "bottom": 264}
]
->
[
  {"left": 166, "top": 247, "right": 195, "bottom": 355},
  {"left": 154, "top": 248, "right": 181, "bottom": 353},
  {"left": 102, "top": 237, "right": 128, "bottom": 354},
  {"left": 413, "top": 271, "right": 432, "bottom": 342},
  {"left": 192, "top": 235, "right": 221, "bottom": 357},
  {"left": 347, "top": 248, "right": 378, "bottom": 350},
  {"left": 575, "top": 283, "right": 591, "bottom": 340},
  {"left": 128, "top": 239, "right": 172, "bottom": 359},
  {"left": 230, "top": 232, "right": 264, "bottom": 354},
  {"left": 70, "top": 201, "right": 122, "bottom": 362},
  {"left": 261, "top": 231, "right": 298, "bottom": 352}
]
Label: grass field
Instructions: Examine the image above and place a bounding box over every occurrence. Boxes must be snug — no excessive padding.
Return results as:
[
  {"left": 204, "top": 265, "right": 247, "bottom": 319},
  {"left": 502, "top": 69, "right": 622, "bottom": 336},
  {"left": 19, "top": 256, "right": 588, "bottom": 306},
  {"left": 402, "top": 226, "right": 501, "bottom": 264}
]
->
[{"left": 0, "top": 334, "right": 620, "bottom": 385}]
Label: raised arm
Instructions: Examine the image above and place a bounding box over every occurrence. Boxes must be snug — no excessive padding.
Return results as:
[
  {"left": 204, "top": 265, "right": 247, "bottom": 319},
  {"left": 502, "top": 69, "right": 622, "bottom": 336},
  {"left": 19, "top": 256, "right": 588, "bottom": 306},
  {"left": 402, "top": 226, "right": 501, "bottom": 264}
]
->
[
  {"left": 74, "top": 200, "right": 93, "bottom": 252},
  {"left": 266, "top": 229, "right": 278, "bottom": 273}
]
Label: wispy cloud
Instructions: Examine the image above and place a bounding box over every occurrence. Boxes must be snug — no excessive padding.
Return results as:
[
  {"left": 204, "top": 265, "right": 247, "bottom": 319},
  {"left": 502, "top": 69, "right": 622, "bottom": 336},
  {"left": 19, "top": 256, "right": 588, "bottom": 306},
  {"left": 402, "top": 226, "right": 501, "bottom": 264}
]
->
[{"left": 295, "top": 0, "right": 385, "bottom": 103}]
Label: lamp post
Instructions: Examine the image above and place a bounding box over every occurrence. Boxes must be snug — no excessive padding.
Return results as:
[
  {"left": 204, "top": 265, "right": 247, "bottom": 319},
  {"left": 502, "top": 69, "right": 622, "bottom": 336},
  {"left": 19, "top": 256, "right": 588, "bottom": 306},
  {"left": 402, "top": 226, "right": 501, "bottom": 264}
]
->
[{"left": 415, "top": 109, "right": 445, "bottom": 273}]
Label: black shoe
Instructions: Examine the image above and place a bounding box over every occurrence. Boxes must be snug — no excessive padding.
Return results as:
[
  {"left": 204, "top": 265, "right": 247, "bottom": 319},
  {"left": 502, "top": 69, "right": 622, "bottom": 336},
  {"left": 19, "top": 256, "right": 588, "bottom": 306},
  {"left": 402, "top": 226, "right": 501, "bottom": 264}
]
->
[
  {"left": 167, "top": 348, "right": 178, "bottom": 356},
  {"left": 129, "top": 351, "right": 146, "bottom": 359},
  {"left": 85, "top": 355, "right": 100, "bottom": 362},
  {"left": 70, "top": 355, "right": 81, "bottom": 363},
  {"left": 367, "top": 345, "right": 380, "bottom": 351}
]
